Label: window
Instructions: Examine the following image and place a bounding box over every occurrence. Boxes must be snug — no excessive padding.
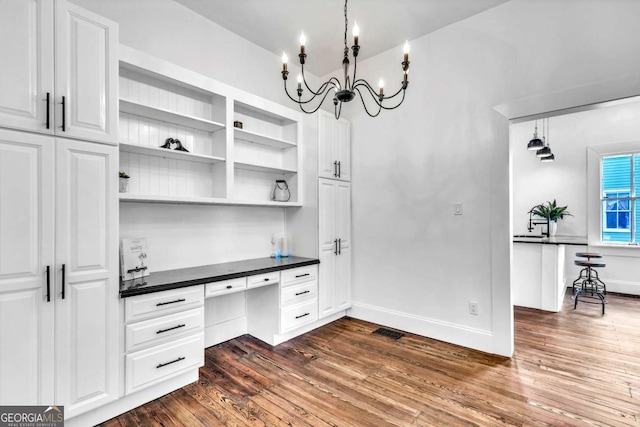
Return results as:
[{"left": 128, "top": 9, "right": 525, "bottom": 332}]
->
[{"left": 601, "top": 154, "right": 640, "bottom": 243}]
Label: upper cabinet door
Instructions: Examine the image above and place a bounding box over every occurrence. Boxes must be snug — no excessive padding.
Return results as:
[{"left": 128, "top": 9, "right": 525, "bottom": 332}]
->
[
  {"left": 318, "top": 110, "right": 336, "bottom": 179},
  {"left": 55, "top": 0, "right": 118, "bottom": 144},
  {"left": 317, "top": 110, "right": 350, "bottom": 181},
  {"left": 0, "top": 0, "right": 54, "bottom": 134},
  {"left": 334, "top": 118, "right": 350, "bottom": 182}
]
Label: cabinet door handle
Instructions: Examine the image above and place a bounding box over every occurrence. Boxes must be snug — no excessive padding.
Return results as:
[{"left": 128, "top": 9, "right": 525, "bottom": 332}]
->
[
  {"left": 334, "top": 239, "right": 338, "bottom": 255},
  {"left": 295, "top": 273, "right": 309, "bottom": 278},
  {"left": 46, "top": 265, "right": 51, "bottom": 302},
  {"left": 338, "top": 161, "right": 341, "bottom": 178},
  {"left": 226, "top": 285, "right": 233, "bottom": 289},
  {"left": 264, "top": 278, "right": 270, "bottom": 281},
  {"left": 338, "top": 238, "right": 342, "bottom": 255},
  {"left": 45, "top": 92, "right": 50, "bottom": 130},
  {"left": 295, "top": 312, "right": 310, "bottom": 319},
  {"left": 156, "top": 298, "right": 186, "bottom": 306},
  {"left": 295, "top": 290, "right": 310, "bottom": 296},
  {"left": 333, "top": 160, "right": 338, "bottom": 177},
  {"left": 156, "top": 356, "right": 185, "bottom": 369},
  {"left": 157, "top": 324, "right": 186, "bottom": 334},
  {"left": 61, "top": 264, "right": 66, "bottom": 299},
  {"left": 61, "top": 96, "right": 66, "bottom": 132}
]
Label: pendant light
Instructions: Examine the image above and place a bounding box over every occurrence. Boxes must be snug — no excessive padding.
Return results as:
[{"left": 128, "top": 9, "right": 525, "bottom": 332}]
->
[
  {"left": 527, "top": 120, "right": 544, "bottom": 150},
  {"left": 538, "top": 118, "right": 554, "bottom": 161}
]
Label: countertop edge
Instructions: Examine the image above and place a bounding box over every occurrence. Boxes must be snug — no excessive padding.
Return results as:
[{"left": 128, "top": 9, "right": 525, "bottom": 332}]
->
[
  {"left": 120, "top": 257, "right": 320, "bottom": 298},
  {"left": 512, "top": 236, "right": 588, "bottom": 246}
]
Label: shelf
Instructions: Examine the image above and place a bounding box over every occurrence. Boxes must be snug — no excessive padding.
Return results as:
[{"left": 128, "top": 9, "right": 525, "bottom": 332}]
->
[
  {"left": 119, "top": 142, "right": 225, "bottom": 164},
  {"left": 234, "top": 161, "right": 296, "bottom": 174},
  {"left": 234, "top": 128, "right": 296, "bottom": 149},
  {"left": 120, "top": 193, "right": 301, "bottom": 207},
  {"left": 120, "top": 99, "right": 225, "bottom": 133}
]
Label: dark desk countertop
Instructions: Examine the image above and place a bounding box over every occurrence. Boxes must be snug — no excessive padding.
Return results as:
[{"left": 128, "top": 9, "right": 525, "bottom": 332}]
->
[
  {"left": 120, "top": 256, "right": 320, "bottom": 298},
  {"left": 513, "top": 235, "right": 588, "bottom": 246}
]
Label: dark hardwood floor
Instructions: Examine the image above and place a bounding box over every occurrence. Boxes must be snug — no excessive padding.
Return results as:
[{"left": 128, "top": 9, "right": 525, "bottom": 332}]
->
[{"left": 101, "top": 292, "right": 640, "bottom": 426}]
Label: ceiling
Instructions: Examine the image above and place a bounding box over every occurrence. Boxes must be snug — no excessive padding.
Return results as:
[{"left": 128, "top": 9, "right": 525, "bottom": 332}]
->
[{"left": 173, "top": 0, "right": 510, "bottom": 76}]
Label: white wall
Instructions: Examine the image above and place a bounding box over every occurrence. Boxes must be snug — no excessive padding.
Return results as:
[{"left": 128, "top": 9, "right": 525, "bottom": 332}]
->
[
  {"left": 346, "top": 0, "right": 640, "bottom": 356},
  {"left": 72, "top": 0, "right": 319, "bottom": 270},
  {"left": 512, "top": 100, "right": 640, "bottom": 295}
]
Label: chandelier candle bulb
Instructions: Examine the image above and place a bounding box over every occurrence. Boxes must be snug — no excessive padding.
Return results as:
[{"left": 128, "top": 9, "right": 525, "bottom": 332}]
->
[
  {"left": 297, "top": 74, "right": 302, "bottom": 90},
  {"left": 282, "top": 52, "right": 288, "bottom": 72},
  {"left": 352, "top": 21, "right": 359, "bottom": 46},
  {"left": 378, "top": 79, "right": 384, "bottom": 97},
  {"left": 299, "top": 32, "right": 306, "bottom": 54},
  {"left": 403, "top": 40, "right": 410, "bottom": 62}
]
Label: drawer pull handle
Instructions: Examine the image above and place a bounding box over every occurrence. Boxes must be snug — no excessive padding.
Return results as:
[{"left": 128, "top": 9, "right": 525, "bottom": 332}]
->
[
  {"left": 264, "top": 278, "right": 270, "bottom": 281},
  {"left": 156, "top": 298, "right": 186, "bottom": 306},
  {"left": 295, "top": 273, "right": 310, "bottom": 278},
  {"left": 295, "top": 290, "right": 310, "bottom": 296},
  {"left": 295, "top": 312, "right": 310, "bottom": 319},
  {"left": 156, "top": 324, "right": 186, "bottom": 334},
  {"left": 226, "top": 285, "right": 233, "bottom": 289},
  {"left": 156, "top": 356, "right": 185, "bottom": 369}
]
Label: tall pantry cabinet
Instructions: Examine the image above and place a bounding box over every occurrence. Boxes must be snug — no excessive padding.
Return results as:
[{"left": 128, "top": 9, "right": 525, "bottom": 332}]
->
[
  {"left": 317, "top": 110, "right": 352, "bottom": 318},
  {"left": 0, "top": 0, "right": 119, "bottom": 419}
]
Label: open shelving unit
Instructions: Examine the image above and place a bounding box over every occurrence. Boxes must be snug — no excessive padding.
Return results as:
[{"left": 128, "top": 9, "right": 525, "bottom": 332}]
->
[{"left": 118, "top": 45, "right": 303, "bottom": 207}]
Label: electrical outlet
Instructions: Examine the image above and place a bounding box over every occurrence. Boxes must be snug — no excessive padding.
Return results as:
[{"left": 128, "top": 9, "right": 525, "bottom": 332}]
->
[
  {"left": 454, "top": 202, "right": 463, "bottom": 215},
  {"left": 469, "top": 301, "right": 479, "bottom": 315}
]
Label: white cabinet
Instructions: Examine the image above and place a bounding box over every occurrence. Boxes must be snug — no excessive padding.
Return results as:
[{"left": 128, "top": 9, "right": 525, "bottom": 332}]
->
[
  {"left": 118, "top": 45, "right": 303, "bottom": 207},
  {"left": 0, "top": 130, "right": 55, "bottom": 405},
  {"left": 246, "top": 265, "right": 319, "bottom": 345},
  {"left": 318, "top": 110, "right": 350, "bottom": 181},
  {"left": 0, "top": 0, "right": 118, "bottom": 144},
  {"left": 124, "top": 286, "right": 205, "bottom": 395},
  {"left": 0, "top": 128, "right": 119, "bottom": 417},
  {"left": 318, "top": 179, "right": 351, "bottom": 318}
]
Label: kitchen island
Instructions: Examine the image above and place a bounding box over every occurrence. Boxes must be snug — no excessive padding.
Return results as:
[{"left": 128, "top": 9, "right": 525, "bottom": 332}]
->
[{"left": 512, "top": 235, "right": 587, "bottom": 312}]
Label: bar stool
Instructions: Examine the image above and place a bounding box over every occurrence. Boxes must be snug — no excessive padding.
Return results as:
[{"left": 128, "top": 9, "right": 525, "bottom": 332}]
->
[
  {"left": 572, "top": 258, "right": 607, "bottom": 314},
  {"left": 572, "top": 252, "right": 606, "bottom": 294}
]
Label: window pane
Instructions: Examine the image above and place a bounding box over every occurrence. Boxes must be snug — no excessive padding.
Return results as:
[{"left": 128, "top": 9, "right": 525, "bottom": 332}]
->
[
  {"left": 619, "top": 199, "right": 630, "bottom": 210},
  {"left": 618, "top": 212, "right": 630, "bottom": 229},
  {"left": 606, "top": 212, "right": 617, "bottom": 228},
  {"left": 602, "top": 155, "right": 631, "bottom": 194}
]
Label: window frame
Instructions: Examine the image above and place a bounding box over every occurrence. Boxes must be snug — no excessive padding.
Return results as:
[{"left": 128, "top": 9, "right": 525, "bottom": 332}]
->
[{"left": 587, "top": 142, "right": 640, "bottom": 247}]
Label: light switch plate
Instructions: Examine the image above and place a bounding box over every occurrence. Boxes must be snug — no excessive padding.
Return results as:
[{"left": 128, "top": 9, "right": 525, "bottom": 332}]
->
[{"left": 454, "top": 202, "right": 463, "bottom": 215}]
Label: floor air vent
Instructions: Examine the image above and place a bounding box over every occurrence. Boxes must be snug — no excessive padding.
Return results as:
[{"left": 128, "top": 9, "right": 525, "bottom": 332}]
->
[{"left": 372, "top": 327, "right": 404, "bottom": 340}]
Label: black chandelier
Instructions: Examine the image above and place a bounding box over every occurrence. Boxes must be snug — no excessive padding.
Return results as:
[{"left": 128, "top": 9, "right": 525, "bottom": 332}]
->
[{"left": 280, "top": 0, "right": 410, "bottom": 119}]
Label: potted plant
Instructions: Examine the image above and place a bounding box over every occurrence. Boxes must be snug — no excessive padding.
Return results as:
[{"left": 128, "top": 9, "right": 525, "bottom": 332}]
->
[
  {"left": 119, "top": 171, "right": 130, "bottom": 193},
  {"left": 531, "top": 199, "right": 572, "bottom": 236}
]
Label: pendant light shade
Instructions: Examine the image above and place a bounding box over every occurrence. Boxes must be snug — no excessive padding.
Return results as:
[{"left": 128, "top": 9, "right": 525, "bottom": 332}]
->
[
  {"left": 540, "top": 153, "right": 555, "bottom": 162},
  {"left": 527, "top": 121, "right": 544, "bottom": 150},
  {"left": 536, "top": 146, "right": 552, "bottom": 158}
]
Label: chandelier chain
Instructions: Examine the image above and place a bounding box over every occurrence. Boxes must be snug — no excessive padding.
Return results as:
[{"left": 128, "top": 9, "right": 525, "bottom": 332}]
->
[{"left": 343, "top": 0, "right": 348, "bottom": 50}]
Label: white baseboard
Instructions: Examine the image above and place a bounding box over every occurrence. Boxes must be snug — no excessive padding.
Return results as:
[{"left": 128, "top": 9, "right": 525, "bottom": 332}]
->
[
  {"left": 272, "top": 311, "right": 346, "bottom": 345},
  {"left": 347, "top": 302, "right": 495, "bottom": 354},
  {"left": 602, "top": 279, "right": 640, "bottom": 295}
]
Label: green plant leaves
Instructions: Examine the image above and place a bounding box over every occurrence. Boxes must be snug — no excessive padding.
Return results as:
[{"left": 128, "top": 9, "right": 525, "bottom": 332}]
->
[{"left": 531, "top": 199, "right": 572, "bottom": 222}]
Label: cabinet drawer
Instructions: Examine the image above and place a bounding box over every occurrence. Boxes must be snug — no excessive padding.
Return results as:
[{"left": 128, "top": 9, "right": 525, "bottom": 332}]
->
[
  {"left": 125, "top": 307, "right": 204, "bottom": 353},
  {"left": 281, "top": 265, "right": 318, "bottom": 287},
  {"left": 125, "top": 286, "right": 204, "bottom": 323},
  {"left": 125, "top": 333, "right": 204, "bottom": 395},
  {"left": 281, "top": 280, "right": 317, "bottom": 306},
  {"left": 281, "top": 300, "right": 318, "bottom": 333},
  {"left": 248, "top": 272, "right": 279, "bottom": 289},
  {"left": 205, "top": 277, "right": 247, "bottom": 298}
]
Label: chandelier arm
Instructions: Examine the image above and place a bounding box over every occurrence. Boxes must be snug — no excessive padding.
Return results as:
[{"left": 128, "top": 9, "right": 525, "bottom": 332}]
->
[
  {"left": 300, "top": 64, "right": 341, "bottom": 96},
  {"left": 377, "top": 89, "right": 406, "bottom": 110},
  {"left": 354, "top": 83, "right": 406, "bottom": 112},
  {"left": 296, "top": 87, "right": 338, "bottom": 114},
  {"left": 353, "top": 79, "right": 405, "bottom": 101},
  {"left": 354, "top": 87, "right": 383, "bottom": 118},
  {"left": 284, "top": 79, "right": 337, "bottom": 106}
]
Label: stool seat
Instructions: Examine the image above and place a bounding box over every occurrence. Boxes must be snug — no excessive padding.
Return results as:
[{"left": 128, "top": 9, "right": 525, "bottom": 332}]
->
[
  {"left": 575, "top": 252, "right": 602, "bottom": 259},
  {"left": 574, "top": 260, "right": 605, "bottom": 268}
]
